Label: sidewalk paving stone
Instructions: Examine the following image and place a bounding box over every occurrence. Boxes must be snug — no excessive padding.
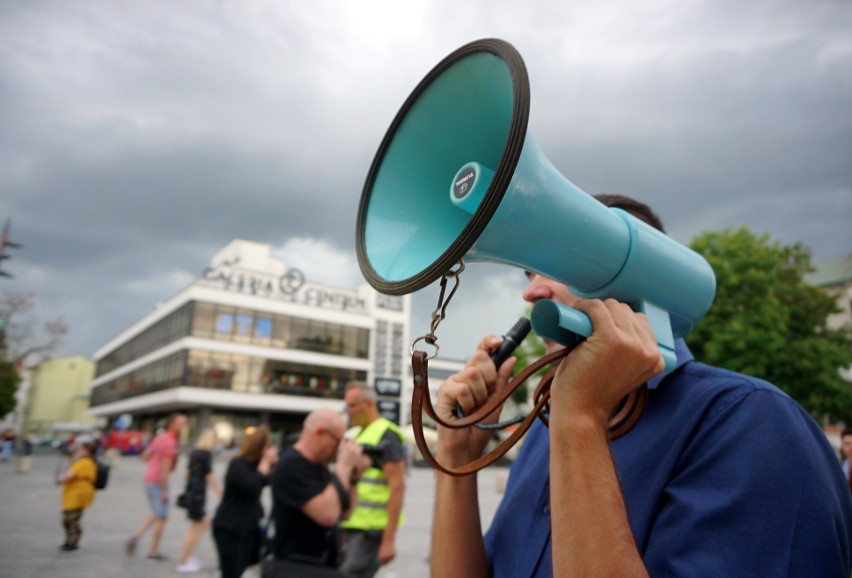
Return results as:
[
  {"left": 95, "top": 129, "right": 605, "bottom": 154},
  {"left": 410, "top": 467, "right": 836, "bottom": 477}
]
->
[{"left": 0, "top": 449, "right": 507, "bottom": 578}]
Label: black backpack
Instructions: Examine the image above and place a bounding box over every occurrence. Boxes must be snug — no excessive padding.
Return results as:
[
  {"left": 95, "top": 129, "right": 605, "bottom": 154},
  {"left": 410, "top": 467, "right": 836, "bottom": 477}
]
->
[{"left": 89, "top": 457, "right": 110, "bottom": 490}]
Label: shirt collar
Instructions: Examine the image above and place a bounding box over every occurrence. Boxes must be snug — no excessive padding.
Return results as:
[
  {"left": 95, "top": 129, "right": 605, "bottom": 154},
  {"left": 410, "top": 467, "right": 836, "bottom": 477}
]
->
[{"left": 647, "top": 338, "right": 694, "bottom": 391}]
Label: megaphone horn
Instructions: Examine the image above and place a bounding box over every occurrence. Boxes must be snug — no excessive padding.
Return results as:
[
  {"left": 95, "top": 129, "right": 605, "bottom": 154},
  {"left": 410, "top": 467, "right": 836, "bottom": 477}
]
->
[{"left": 356, "top": 38, "right": 715, "bottom": 369}]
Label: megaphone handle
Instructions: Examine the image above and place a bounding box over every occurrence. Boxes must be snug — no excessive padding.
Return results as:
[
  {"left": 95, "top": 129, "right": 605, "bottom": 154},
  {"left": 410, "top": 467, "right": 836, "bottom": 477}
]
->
[
  {"left": 531, "top": 299, "right": 677, "bottom": 370},
  {"left": 429, "top": 348, "right": 570, "bottom": 430},
  {"left": 530, "top": 299, "right": 591, "bottom": 347},
  {"left": 412, "top": 349, "right": 648, "bottom": 476},
  {"left": 411, "top": 349, "right": 562, "bottom": 476}
]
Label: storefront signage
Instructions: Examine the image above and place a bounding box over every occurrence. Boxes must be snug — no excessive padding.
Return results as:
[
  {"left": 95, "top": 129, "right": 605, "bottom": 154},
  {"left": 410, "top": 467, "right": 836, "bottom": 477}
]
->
[
  {"left": 375, "top": 377, "right": 402, "bottom": 396},
  {"left": 377, "top": 400, "right": 401, "bottom": 424},
  {"left": 376, "top": 293, "right": 403, "bottom": 311},
  {"left": 201, "top": 266, "right": 366, "bottom": 313}
]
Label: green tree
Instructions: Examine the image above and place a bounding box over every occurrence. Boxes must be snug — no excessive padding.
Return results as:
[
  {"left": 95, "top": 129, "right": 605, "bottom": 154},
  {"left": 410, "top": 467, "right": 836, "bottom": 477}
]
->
[
  {"left": 686, "top": 228, "right": 852, "bottom": 422},
  {"left": 0, "top": 360, "right": 21, "bottom": 417}
]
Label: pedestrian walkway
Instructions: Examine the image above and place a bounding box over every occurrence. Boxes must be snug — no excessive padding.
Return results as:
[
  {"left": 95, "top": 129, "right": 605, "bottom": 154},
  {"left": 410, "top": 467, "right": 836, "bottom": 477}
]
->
[{"left": 0, "top": 449, "right": 508, "bottom": 578}]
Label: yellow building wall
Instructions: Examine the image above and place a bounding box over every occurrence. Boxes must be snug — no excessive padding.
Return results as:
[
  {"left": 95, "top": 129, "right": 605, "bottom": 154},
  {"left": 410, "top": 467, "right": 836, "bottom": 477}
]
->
[{"left": 24, "top": 355, "right": 98, "bottom": 434}]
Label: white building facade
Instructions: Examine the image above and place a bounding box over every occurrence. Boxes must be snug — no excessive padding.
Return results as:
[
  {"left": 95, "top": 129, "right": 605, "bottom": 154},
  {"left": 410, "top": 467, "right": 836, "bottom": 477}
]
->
[{"left": 88, "top": 240, "right": 411, "bottom": 443}]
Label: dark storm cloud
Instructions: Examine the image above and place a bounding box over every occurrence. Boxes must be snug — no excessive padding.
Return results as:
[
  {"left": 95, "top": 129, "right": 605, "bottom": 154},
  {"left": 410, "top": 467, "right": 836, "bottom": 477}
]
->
[
  {"left": 1, "top": 0, "right": 849, "bottom": 361},
  {"left": 522, "top": 5, "right": 852, "bottom": 251}
]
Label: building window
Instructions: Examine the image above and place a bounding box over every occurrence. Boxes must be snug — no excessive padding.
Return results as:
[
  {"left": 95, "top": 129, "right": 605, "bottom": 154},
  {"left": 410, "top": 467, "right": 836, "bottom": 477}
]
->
[
  {"left": 375, "top": 320, "right": 388, "bottom": 376},
  {"left": 186, "top": 301, "right": 370, "bottom": 359},
  {"left": 391, "top": 323, "right": 404, "bottom": 377},
  {"left": 192, "top": 302, "right": 216, "bottom": 337},
  {"left": 95, "top": 304, "right": 193, "bottom": 377},
  {"left": 91, "top": 351, "right": 188, "bottom": 406}
]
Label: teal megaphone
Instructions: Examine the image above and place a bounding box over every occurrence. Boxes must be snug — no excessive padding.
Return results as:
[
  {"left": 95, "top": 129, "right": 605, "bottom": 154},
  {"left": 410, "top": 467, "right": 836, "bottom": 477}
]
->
[{"left": 355, "top": 38, "right": 715, "bottom": 369}]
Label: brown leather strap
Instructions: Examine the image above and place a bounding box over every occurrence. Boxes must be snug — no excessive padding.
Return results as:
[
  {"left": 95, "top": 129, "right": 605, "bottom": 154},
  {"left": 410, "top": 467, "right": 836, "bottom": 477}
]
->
[
  {"left": 411, "top": 349, "right": 649, "bottom": 476},
  {"left": 608, "top": 384, "right": 648, "bottom": 439},
  {"left": 411, "top": 349, "right": 566, "bottom": 476},
  {"left": 420, "top": 348, "right": 571, "bottom": 429}
]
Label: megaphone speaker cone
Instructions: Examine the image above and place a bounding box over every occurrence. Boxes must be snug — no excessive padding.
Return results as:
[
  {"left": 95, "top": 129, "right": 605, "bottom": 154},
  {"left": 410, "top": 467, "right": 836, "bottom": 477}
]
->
[{"left": 356, "top": 39, "right": 530, "bottom": 295}]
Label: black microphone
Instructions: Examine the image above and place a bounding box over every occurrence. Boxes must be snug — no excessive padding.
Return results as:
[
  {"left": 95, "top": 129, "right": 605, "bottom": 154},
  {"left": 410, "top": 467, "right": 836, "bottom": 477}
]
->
[
  {"left": 488, "top": 317, "right": 532, "bottom": 368},
  {"left": 453, "top": 317, "right": 532, "bottom": 420}
]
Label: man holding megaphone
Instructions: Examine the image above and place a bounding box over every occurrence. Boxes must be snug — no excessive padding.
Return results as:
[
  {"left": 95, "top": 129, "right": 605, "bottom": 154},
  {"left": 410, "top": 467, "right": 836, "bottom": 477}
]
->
[
  {"left": 430, "top": 195, "right": 852, "bottom": 578},
  {"left": 351, "top": 37, "right": 851, "bottom": 576}
]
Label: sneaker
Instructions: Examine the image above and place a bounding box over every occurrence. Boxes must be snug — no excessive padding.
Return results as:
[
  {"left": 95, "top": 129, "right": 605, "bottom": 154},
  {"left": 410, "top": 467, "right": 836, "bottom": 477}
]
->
[
  {"left": 60, "top": 544, "right": 79, "bottom": 552},
  {"left": 176, "top": 558, "right": 202, "bottom": 573},
  {"left": 125, "top": 537, "right": 137, "bottom": 557},
  {"left": 147, "top": 552, "right": 168, "bottom": 561}
]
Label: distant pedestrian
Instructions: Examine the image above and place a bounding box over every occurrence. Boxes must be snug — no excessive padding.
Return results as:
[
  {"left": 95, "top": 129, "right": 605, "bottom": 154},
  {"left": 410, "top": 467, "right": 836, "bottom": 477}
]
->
[
  {"left": 340, "top": 382, "right": 407, "bottom": 578},
  {"left": 125, "top": 413, "right": 188, "bottom": 561},
  {"left": 176, "top": 428, "right": 223, "bottom": 574},
  {"left": 92, "top": 430, "right": 106, "bottom": 459},
  {"left": 213, "top": 425, "right": 278, "bottom": 578},
  {"left": 1, "top": 428, "right": 15, "bottom": 462},
  {"left": 56, "top": 438, "right": 98, "bottom": 551},
  {"left": 16, "top": 430, "right": 35, "bottom": 474},
  {"left": 266, "top": 409, "right": 366, "bottom": 576}
]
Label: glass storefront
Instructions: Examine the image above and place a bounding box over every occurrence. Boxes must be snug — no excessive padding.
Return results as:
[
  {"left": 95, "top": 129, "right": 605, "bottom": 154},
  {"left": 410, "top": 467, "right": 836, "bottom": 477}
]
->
[
  {"left": 90, "top": 348, "right": 367, "bottom": 407},
  {"left": 184, "top": 350, "right": 364, "bottom": 398},
  {"left": 95, "top": 300, "right": 371, "bottom": 378},
  {"left": 96, "top": 303, "right": 193, "bottom": 376},
  {"left": 190, "top": 302, "right": 369, "bottom": 357}
]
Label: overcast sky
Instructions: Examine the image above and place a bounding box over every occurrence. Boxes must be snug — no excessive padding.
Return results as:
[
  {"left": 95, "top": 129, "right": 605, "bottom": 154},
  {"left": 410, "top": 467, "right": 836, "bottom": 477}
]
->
[{"left": 1, "top": 0, "right": 850, "bottom": 363}]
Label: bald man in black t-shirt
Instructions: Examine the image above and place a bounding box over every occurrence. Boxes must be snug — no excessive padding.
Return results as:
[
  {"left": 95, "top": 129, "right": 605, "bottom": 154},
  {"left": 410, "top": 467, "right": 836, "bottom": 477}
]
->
[{"left": 271, "top": 409, "right": 367, "bottom": 567}]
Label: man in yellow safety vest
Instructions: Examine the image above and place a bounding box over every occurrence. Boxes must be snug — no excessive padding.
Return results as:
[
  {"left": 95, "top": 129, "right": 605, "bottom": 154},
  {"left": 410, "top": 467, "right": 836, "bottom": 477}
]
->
[{"left": 340, "top": 382, "right": 406, "bottom": 578}]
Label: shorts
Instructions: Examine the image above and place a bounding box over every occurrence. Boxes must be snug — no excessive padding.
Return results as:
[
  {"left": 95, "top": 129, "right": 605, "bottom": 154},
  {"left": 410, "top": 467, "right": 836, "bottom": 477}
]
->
[{"left": 144, "top": 483, "right": 169, "bottom": 519}]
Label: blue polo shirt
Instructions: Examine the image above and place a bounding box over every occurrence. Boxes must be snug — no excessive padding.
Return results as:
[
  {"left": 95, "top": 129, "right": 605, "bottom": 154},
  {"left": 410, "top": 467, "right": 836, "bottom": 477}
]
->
[{"left": 484, "top": 340, "right": 852, "bottom": 577}]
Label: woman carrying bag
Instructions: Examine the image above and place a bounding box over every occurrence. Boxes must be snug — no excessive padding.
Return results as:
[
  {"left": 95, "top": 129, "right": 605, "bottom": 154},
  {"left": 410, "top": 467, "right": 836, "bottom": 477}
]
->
[{"left": 176, "top": 428, "right": 223, "bottom": 573}]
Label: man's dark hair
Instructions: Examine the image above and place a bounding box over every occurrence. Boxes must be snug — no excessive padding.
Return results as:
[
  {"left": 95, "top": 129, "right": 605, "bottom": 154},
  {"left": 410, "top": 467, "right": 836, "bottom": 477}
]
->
[{"left": 594, "top": 194, "right": 665, "bottom": 233}]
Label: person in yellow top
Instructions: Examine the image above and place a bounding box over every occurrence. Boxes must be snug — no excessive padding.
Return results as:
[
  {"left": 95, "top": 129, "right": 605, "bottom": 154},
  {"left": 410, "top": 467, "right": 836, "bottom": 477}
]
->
[{"left": 56, "top": 437, "right": 98, "bottom": 551}]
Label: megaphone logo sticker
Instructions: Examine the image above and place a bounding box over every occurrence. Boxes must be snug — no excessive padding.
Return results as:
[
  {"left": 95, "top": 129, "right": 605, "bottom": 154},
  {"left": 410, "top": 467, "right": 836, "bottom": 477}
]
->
[{"left": 453, "top": 167, "right": 476, "bottom": 199}]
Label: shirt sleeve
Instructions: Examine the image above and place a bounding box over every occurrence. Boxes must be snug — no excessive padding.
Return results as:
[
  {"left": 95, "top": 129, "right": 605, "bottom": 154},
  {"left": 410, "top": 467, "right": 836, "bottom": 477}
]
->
[
  {"left": 379, "top": 428, "right": 406, "bottom": 463},
  {"left": 225, "top": 457, "right": 267, "bottom": 496},
  {"left": 276, "top": 455, "right": 329, "bottom": 509}
]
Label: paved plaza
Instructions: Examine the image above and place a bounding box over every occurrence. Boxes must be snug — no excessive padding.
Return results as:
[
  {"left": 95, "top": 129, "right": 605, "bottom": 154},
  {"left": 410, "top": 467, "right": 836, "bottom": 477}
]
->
[{"left": 0, "top": 449, "right": 508, "bottom": 578}]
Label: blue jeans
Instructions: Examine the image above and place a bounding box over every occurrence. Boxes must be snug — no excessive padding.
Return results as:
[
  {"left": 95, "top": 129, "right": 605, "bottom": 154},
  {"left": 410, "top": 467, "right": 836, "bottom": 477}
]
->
[{"left": 144, "top": 483, "right": 169, "bottom": 519}]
